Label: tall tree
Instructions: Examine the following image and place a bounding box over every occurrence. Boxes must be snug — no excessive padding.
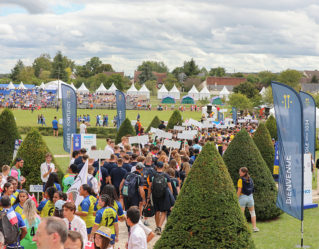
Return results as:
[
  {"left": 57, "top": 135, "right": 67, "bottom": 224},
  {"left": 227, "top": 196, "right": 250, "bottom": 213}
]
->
[
  {"left": 163, "top": 73, "right": 180, "bottom": 91},
  {"left": 209, "top": 67, "right": 226, "bottom": 77},
  {"left": 32, "top": 54, "right": 52, "bottom": 77},
  {"left": 10, "top": 60, "right": 24, "bottom": 81},
  {"left": 137, "top": 61, "right": 168, "bottom": 73},
  {"left": 278, "top": 69, "right": 302, "bottom": 89},
  {"left": 258, "top": 71, "right": 277, "bottom": 86},
  {"left": 51, "top": 51, "right": 69, "bottom": 82},
  {"left": 138, "top": 64, "right": 156, "bottom": 84},
  {"left": 233, "top": 82, "right": 259, "bottom": 99},
  {"left": 228, "top": 93, "right": 252, "bottom": 110},
  {"left": 183, "top": 58, "right": 200, "bottom": 76}
]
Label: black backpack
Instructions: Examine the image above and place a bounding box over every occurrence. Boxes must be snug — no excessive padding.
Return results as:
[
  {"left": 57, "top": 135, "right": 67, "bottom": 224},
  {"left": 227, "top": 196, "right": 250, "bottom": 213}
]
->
[
  {"left": 152, "top": 173, "right": 167, "bottom": 198},
  {"left": 0, "top": 211, "right": 20, "bottom": 245},
  {"left": 241, "top": 177, "right": 254, "bottom": 195},
  {"left": 122, "top": 173, "right": 140, "bottom": 198},
  {"left": 141, "top": 167, "right": 153, "bottom": 188}
]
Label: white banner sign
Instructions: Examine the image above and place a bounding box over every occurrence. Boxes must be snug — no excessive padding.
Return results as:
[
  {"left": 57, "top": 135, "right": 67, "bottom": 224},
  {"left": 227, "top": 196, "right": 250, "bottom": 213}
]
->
[
  {"left": 155, "top": 130, "right": 173, "bottom": 139},
  {"left": 89, "top": 150, "right": 112, "bottom": 160},
  {"left": 150, "top": 127, "right": 159, "bottom": 133},
  {"left": 163, "top": 139, "right": 181, "bottom": 149},
  {"left": 30, "top": 185, "right": 43, "bottom": 192},
  {"left": 188, "top": 118, "right": 203, "bottom": 128},
  {"left": 174, "top": 126, "right": 185, "bottom": 131},
  {"left": 129, "top": 135, "right": 149, "bottom": 145}
]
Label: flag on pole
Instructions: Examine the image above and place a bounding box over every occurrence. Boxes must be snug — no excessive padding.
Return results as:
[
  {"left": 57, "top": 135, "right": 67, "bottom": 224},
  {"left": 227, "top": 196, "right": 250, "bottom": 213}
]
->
[
  {"left": 67, "top": 160, "right": 88, "bottom": 207},
  {"left": 272, "top": 81, "right": 304, "bottom": 220},
  {"left": 116, "top": 90, "right": 126, "bottom": 130}
]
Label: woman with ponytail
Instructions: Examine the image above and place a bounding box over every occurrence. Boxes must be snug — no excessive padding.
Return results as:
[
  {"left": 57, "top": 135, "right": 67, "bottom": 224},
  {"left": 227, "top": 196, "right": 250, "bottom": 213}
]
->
[{"left": 237, "top": 167, "right": 259, "bottom": 232}]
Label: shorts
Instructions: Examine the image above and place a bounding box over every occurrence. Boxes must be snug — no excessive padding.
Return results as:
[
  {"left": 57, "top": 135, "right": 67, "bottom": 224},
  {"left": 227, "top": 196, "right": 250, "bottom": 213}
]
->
[
  {"left": 239, "top": 194, "right": 254, "bottom": 208},
  {"left": 124, "top": 196, "right": 139, "bottom": 210},
  {"left": 87, "top": 227, "right": 92, "bottom": 235},
  {"left": 53, "top": 128, "right": 58, "bottom": 131},
  {"left": 110, "top": 234, "right": 116, "bottom": 245}
]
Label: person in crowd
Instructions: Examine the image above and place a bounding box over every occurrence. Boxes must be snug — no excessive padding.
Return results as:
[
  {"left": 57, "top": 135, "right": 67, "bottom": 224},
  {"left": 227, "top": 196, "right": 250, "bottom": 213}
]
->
[
  {"left": 122, "top": 154, "right": 132, "bottom": 172},
  {"left": 38, "top": 186, "right": 57, "bottom": 217},
  {"left": 1, "top": 196, "right": 27, "bottom": 248},
  {"left": 20, "top": 199, "right": 41, "bottom": 249},
  {"left": 41, "top": 153, "right": 56, "bottom": 189},
  {"left": 103, "top": 154, "right": 118, "bottom": 174},
  {"left": 70, "top": 150, "right": 80, "bottom": 165},
  {"left": 126, "top": 206, "right": 147, "bottom": 249},
  {"left": 62, "top": 164, "right": 78, "bottom": 193},
  {"left": 0, "top": 232, "right": 4, "bottom": 249},
  {"left": 33, "top": 217, "right": 68, "bottom": 249},
  {"left": 12, "top": 189, "right": 29, "bottom": 215},
  {"left": 44, "top": 172, "right": 62, "bottom": 192},
  {"left": 7, "top": 176, "right": 19, "bottom": 201},
  {"left": 74, "top": 148, "right": 87, "bottom": 166},
  {"left": 105, "top": 139, "right": 115, "bottom": 155},
  {"left": 80, "top": 120, "right": 87, "bottom": 134},
  {"left": 10, "top": 158, "right": 26, "bottom": 184},
  {"left": 77, "top": 154, "right": 89, "bottom": 173},
  {"left": 75, "top": 184, "right": 97, "bottom": 235},
  {"left": 64, "top": 231, "right": 83, "bottom": 249},
  {"left": 167, "top": 168, "right": 179, "bottom": 200},
  {"left": 63, "top": 202, "right": 88, "bottom": 244},
  {"left": 88, "top": 165, "right": 99, "bottom": 195},
  {"left": 90, "top": 194, "right": 119, "bottom": 245},
  {"left": 110, "top": 158, "right": 127, "bottom": 197},
  {"left": 1, "top": 165, "right": 10, "bottom": 188},
  {"left": 237, "top": 167, "right": 259, "bottom": 232},
  {"left": 100, "top": 184, "right": 125, "bottom": 221},
  {"left": 94, "top": 226, "right": 113, "bottom": 249},
  {"left": 158, "top": 120, "right": 166, "bottom": 130},
  {"left": 52, "top": 116, "right": 59, "bottom": 137},
  {"left": 1, "top": 182, "right": 16, "bottom": 205},
  {"left": 147, "top": 161, "right": 173, "bottom": 235},
  {"left": 54, "top": 199, "right": 66, "bottom": 218}
]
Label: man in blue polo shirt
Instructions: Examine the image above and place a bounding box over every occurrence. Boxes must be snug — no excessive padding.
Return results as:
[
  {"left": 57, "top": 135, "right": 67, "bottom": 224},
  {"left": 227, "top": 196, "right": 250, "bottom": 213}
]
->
[
  {"left": 52, "top": 116, "right": 58, "bottom": 137},
  {"left": 1, "top": 196, "right": 27, "bottom": 248}
]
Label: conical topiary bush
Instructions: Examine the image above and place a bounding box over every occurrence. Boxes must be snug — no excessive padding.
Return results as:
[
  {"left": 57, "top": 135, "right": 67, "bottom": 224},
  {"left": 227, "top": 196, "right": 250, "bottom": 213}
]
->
[
  {"left": 115, "top": 118, "right": 135, "bottom": 144},
  {"left": 253, "top": 123, "right": 275, "bottom": 173},
  {"left": 166, "top": 110, "right": 182, "bottom": 131},
  {"left": 14, "top": 129, "right": 61, "bottom": 191},
  {"left": 265, "top": 115, "right": 277, "bottom": 140},
  {"left": 0, "top": 109, "right": 21, "bottom": 165},
  {"left": 154, "top": 143, "right": 255, "bottom": 249},
  {"left": 146, "top": 116, "right": 161, "bottom": 133},
  {"left": 223, "top": 129, "right": 282, "bottom": 221}
]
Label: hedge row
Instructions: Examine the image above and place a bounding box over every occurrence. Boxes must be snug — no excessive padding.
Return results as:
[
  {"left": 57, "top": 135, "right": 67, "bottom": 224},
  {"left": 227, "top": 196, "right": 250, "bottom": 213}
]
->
[{"left": 18, "top": 126, "right": 117, "bottom": 139}]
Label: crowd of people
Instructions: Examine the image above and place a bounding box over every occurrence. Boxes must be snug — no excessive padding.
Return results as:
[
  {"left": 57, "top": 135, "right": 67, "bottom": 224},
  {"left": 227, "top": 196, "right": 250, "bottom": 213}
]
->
[{"left": 0, "top": 120, "right": 260, "bottom": 249}]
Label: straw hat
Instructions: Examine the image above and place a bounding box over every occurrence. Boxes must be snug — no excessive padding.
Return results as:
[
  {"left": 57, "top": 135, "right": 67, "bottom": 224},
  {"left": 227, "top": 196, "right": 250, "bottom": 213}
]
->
[{"left": 95, "top": 226, "right": 112, "bottom": 241}]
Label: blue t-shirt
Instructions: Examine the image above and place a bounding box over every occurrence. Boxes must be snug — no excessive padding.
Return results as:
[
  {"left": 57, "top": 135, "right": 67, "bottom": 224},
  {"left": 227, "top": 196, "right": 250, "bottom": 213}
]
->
[
  {"left": 110, "top": 167, "right": 127, "bottom": 188},
  {"left": 123, "top": 163, "right": 132, "bottom": 173},
  {"left": 103, "top": 162, "right": 117, "bottom": 175},
  {"left": 52, "top": 119, "right": 58, "bottom": 129}
]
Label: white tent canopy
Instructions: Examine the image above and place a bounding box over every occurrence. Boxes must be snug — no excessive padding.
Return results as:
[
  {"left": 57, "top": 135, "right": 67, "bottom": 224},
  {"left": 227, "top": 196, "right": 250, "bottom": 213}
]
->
[
  {"left": 127, "top": 83, "right": 139, "bottom": 95},
  {"left": 38, "top": 82, "right": 46, "bottom": 89},
  {"left": 219, "top": 86, "right": 230, "bottom": 100},
  {"left": 107, "top": 83, "right": 117, "bottom": 94},
  {"left": 7, "top": 81, "right": 15, "bottom": 90},
  {"left": 169, "top": 84, "right": 180, "bottom": 100},
  {"left": 139, "top": 84, "right": 150, "bottom": 99},
  {"left": 70, "top": 83, "right": 77, "bottom": 91},
  {"left": 17, "top": 82, "right": 27, "bottom": 90},
  {"left": 188, "top": 85, "right": 199, "bottom": 100},
  {"left": 199, "top": 86, "right": 210, "bottom": 100},
  {"left": 157, "top": 84, "right": 168, "bottom": 99},
  {"left": 44, "top": 80, "right": 70, "bottom": 98},
  {"left": 95, "top": 83, "right": 107, "bottom": 93},
  {"left": 77, "top": 83, "right": 89, "bottom": 94},
  {"left": 260, "top": 87, "right": 266, "bottom": 97}
]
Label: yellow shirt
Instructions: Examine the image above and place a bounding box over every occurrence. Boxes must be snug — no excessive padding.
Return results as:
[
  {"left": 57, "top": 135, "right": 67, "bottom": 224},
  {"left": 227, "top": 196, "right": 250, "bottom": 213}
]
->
[{"left": 78, "top": 195, "right": 96, "bottom": 228}]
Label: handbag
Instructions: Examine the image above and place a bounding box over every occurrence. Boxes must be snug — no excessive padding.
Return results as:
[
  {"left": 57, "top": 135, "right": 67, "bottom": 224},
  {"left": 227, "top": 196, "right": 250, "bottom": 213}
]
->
[{"left": 143, "top": 200, "right": 155, "bottom": 217}]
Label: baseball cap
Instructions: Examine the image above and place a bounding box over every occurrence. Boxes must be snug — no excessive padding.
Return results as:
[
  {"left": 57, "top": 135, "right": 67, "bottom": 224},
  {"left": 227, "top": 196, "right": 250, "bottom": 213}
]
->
[
  {"left": 136, "top": 162, "right": 144, "bottom": 170},
  {"left": 55, "top": 200, "right": 66, "bottom": 211}
]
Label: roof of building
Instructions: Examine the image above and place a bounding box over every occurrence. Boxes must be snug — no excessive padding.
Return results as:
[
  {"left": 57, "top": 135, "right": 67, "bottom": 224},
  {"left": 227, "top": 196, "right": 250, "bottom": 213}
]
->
[
  {"left": 206, "top": 76, "right": 246, "bottom": 86},
  {"left": 301, "top": 83, "right": 319, "bottom": 93},
  {"left": 134, "top": 71, "right": 167, "bottom": 83}
]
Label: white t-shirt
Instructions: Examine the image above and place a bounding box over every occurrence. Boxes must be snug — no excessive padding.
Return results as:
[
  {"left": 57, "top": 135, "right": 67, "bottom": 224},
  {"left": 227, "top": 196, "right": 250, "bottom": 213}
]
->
[
  {"left": 40, "top": 162, "right": 56, "bottom": 183},
  {"left": 128, "top": 223, "right": 147, "bottom": 249},
  {"left": 63, "top": 215, "right": 88, "bottom": 243},
  {"left": 80, "top": 123, "right": 87, "bottom": 134}
]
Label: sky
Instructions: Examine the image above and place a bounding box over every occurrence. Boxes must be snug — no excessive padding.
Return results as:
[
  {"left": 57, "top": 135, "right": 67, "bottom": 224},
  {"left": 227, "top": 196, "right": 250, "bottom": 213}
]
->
[{"left": 1, "top": 0, "right": 319, "bottom": 75}]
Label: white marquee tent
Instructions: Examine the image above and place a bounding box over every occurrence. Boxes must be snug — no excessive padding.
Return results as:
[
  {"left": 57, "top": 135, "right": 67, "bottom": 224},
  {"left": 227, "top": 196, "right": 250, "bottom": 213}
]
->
[
  {"left": 127, "top": 83, "right": 139, "bottom": 95},
  {"left": 219, "top": 86, "right": 230, "bottom": 101},
  {"left": 260, "top": 87, "right": 266, "bottom": 97},
  {"left": 157, "top": 84, "right": 168, "bottom": 99},
  {"left": 139, "top": 84, "right": 150, "bottom": 99},
  {"left": 199, "top": 86, "right": 210, "bottom": 100},
  {"left": 188, "top": 85, "right": 199, "bottom": 100},
  {"left": 7, "top": 81, "right": 15, "bottom": 90},
  {"left": 38, "top": 82, "right": 46, "bottom": 90},
  {"left": 169, "top": 84, "right": 180, "bottom": 100},
  {"left": 17, "top": 82, "right": 27, "bottom": 90},
  {"left": 96, "top": 83, "right": 107, "bottom": 93},
  {"left": 44, "top": 80, "right": 71, "bottom": 98},
  {"left": 77, "top": 83, "right": 89, "bottom": 94},
  {"left": 107, "top": 83, "right": 117, "bottom": 94}
]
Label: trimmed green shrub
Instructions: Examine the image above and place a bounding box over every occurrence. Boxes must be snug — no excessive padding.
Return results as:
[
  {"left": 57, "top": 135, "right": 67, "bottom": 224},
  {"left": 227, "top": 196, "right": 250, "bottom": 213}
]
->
[
  {"left": 253, "top": 123, "right": 275, "bottom": 173},
  {"left": 115, "top": 118, "right": 135, "bottom": 144},
  {"left": 265, "top": 115, "right": 277, "bottom": 140},
  {"left": 223, "top": 129, "right": 282, "bottom": 221},
  {"left": 0, "top": 109, "right": 21, "bottom": 165},
  {"left": 14, "top": 129, "right": 62, "bottom": 191},
  {"left": 154, "top": 143, "right": 255, "bottom": 249},
  {"left": 146, "top": 116, "right": 161, "bottom": 133},
  {"left": 166, "top": 110, "right": 182, "bottom": 131}
]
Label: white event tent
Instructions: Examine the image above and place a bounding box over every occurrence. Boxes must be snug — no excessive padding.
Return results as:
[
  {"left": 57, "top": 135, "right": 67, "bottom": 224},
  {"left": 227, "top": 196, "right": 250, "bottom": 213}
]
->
[
  {"left": 199, "top": 86, "right": 210, "bottom": 100},
  {"left": 107, "top": 83, "right": 117, "bottom": 94},
  {"left": 95, "top": 83, "right": 107, "bottom": 93},
  {"left": 139, "top": 84, "right": 150, "bottom": 99},
  {"left": 219, "top": 86, "right": 230, "bottom": 101},
  {"left": 39, "top": 82, "right": 46, "bottom": 89},
  {"left": 7, "top": 81, "right": 15, "bottom": 90},
  {"left": 188, "top": 85, "right": 199, "bottom": 100},
  {"left": 17, "top": 82, "right": 27, "bottom": 90},
  {"left": 169, "top": 84, "right": 180, "bottom": 100},
  {"left": 44, "top": 80, "right": 69, "bottom": 98},
  {"left": 157, "top": 84, "right": 168, "bottom": 99},
  {"left": 77, "top": 83, "right": 89, "bottom": 94},
  {"left": 127, "top": 83, "right": 139, "bottom": 95},
  {"left": 260, "top": 87, "right": 266, "bottom": 97},
  {"left": 70, "top": 83, "right": 77, "bottom": 91}
]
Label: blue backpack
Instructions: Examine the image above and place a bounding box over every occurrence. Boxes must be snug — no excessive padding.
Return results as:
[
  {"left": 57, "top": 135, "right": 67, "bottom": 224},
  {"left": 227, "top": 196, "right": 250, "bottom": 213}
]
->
[
  {"left": 122, "top": 173, "right": 140, "bottom": 198},
  {"left": 241, "top": 177, "right": 254, "bottom": 195}
]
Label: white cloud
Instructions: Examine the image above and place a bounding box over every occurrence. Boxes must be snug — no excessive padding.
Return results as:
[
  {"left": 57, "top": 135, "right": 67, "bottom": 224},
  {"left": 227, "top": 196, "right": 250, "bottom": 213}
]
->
[{"left": 1, "top": 0, "right": 319, "bottom": 75}]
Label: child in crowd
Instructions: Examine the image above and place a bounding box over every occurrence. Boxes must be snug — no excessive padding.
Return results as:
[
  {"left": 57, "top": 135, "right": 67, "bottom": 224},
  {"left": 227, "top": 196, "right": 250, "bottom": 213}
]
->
[{"left": 12, "top": 189, "right": 29, "bottom": 215}]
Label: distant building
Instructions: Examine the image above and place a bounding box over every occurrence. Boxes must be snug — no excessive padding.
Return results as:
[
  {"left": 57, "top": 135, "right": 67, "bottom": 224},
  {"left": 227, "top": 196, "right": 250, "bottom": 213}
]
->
[
  {"left": 300, "top": 70, "right": 319, "bottom": 84},
  {"left": 134, "top": 71, "right": 167, "bottom": 84},
  {"left": 204, "top": 76, "right": 246, "bottom": 95},
  {"left": 301, "top": 83, "right": 319, "bottom": 94},
  {"left": 102, "top": 71, "right": 125, "bottom": 77}
]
